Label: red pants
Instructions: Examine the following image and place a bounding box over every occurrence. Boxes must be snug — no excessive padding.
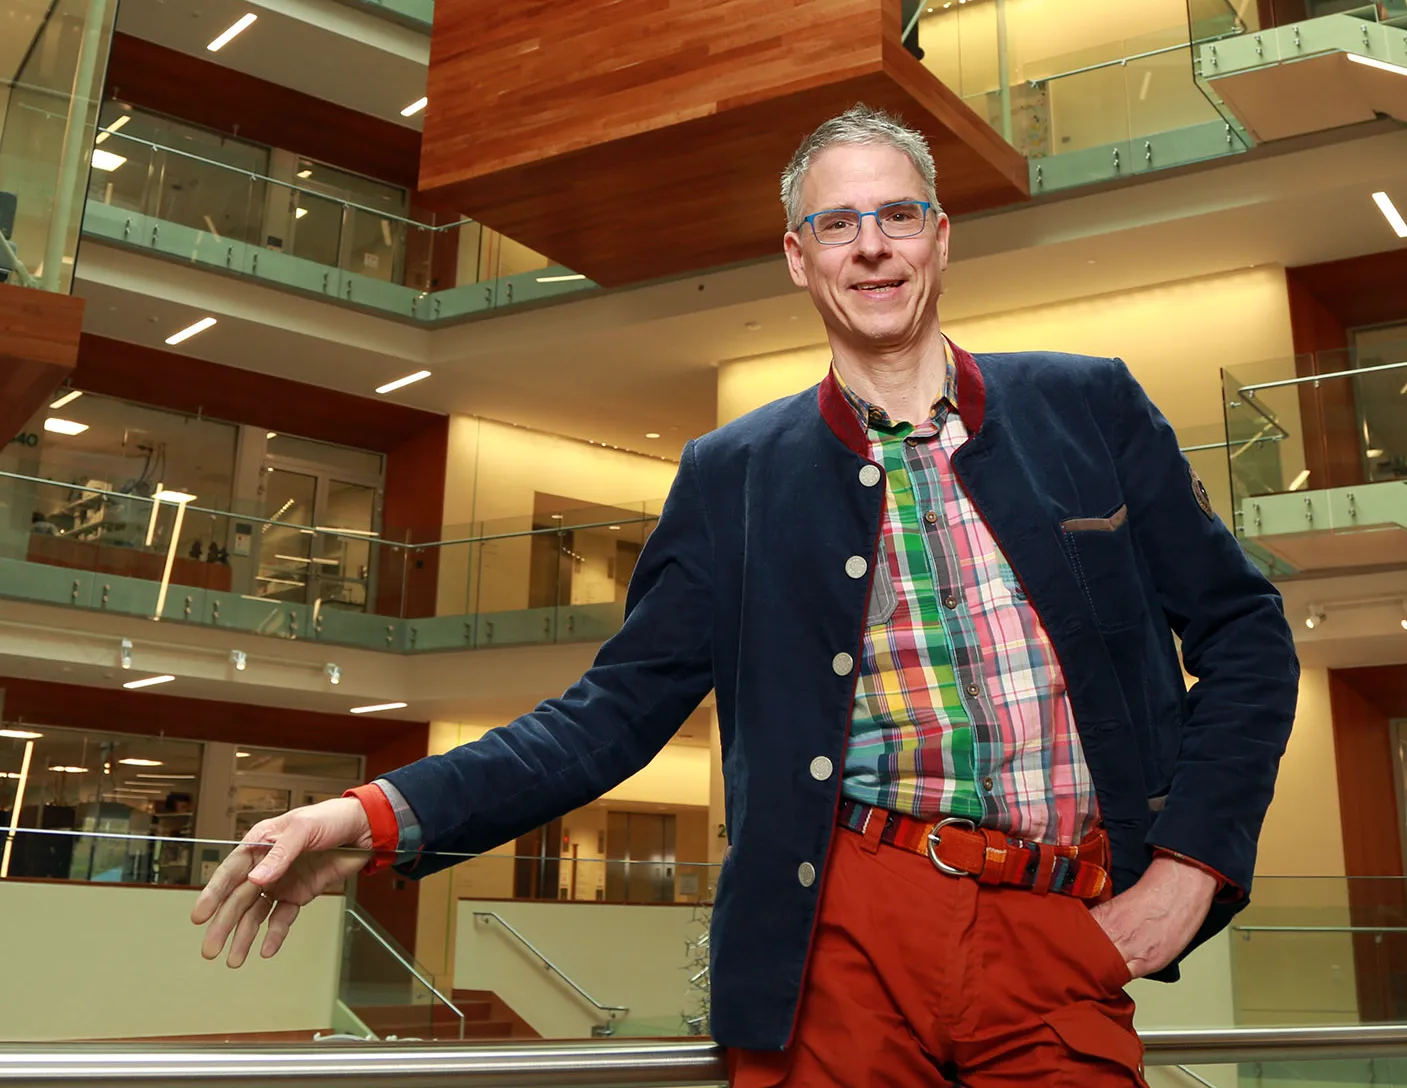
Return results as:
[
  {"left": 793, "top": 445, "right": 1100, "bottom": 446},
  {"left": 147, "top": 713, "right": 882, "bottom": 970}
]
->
[{"left": 728, "top": 822, "right": 1146, "bottom": 1087}]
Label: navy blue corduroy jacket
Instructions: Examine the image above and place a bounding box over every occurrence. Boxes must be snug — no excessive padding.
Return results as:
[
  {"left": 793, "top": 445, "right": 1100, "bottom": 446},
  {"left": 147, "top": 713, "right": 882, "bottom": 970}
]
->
[{"left": 382, "top": 345, "right": 1299, "bottom": 1052}]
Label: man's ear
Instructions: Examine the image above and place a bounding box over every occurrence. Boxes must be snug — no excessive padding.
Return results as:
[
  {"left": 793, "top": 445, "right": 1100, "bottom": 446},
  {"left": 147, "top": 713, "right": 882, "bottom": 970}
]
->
[{"left": 784, "top": 230, "right": 808, "bottom": 289}]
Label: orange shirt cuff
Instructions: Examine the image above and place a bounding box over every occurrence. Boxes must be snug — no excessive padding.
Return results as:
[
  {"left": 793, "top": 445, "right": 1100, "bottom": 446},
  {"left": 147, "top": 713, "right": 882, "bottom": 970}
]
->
[{"left": 345, "top": 783, "right": 398, "bottom": 874}]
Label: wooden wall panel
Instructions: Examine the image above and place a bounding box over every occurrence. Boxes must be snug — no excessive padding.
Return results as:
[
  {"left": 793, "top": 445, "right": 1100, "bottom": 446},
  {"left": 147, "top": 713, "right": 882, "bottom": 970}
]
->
[
  {"left": 0, "top": 285, "right": 85, "bottom": 442},
  {"left": 379, "top": 415, "right": 450, "bottom": 619},
  {"left": 1329, "top": 666, "right": 1407, "bottom": 1021},
  {"left": 419, "top": 0, "right": 1028, "bottom": 286},
  {"left": 103, "top": 34, "right": 423, "bottom": 193}
]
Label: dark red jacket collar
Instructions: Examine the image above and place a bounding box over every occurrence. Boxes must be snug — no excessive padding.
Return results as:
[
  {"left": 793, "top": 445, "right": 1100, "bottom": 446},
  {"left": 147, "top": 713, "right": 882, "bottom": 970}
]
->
[{"left": 817, "top": 337, "right": 986, "bottom": 457}]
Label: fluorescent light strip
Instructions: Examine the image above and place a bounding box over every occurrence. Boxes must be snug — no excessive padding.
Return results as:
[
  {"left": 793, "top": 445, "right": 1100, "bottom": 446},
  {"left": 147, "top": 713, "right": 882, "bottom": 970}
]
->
[
  {"left": 0, "top": 740, "right": 35, "bottom": 878},
  {"left": 49, "top": 389, "right": 82, "bottom": 409},
  {"left": 123, "top": 674, "right": 176, "bottom": 690},
  {"left": 314, "top": 526, "right": 378, "bottom": 537},
  {"left": 375, "top": 370, "right": 431, "bottom": 395},
  {"left": 0, "top": 729, "right": 42, "bottom": 740},
  {"left": 155, "top": 490, "right": 197, "bottom": 504},
  {"left": 401, "top": 96, "right": 428, "bottom": 117},
  {"left": 44, "top": 418, "right": 88, "bottom": 436},
  {"left": 1372, "top": 191, "right": 1407, "bottom": 239},
  {"left": 91, "top": 149, "right": 127, "bottom": 172},
  {"left": 136, "top": 773, "right": 196, "bottom": 780},
  {"left": 118, "top": 758, "right": 163, "bottom": 767},
  {"left": 349, "top": 702, "right": 409, "bottom": 715},
  {"left": 1347, "top": 52, "right": 1407, "bottom": 78},
  {"left": 535, "top": 273, "right": 587, "bottom": 283},
  {"left": 94, "top": 114, "right": 130, "bottom": 145},
  {"left": 165, "top": 317, "right": 217, "bottom": 346},
  {"left": 296, "top": 169, "right": 313, "bottom": 179},
  {"left": 208, "top": 13, "right": 257, "bottom": 52}
]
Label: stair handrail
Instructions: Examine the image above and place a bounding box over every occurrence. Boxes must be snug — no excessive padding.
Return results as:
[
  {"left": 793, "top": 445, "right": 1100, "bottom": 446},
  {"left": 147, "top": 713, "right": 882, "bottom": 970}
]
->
[
  {"left": 346, "top": 904, "right": 466, "bottom": 1040},
  {"left": 1239, "top": 357, "right": 1407, "bottom": 395},
  {"left": 473, "top": 910, "right": 630, "bottom": 1029}
]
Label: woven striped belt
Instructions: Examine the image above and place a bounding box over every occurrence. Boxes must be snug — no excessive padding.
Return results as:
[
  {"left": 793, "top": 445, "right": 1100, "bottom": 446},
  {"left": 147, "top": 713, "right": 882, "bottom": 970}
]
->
[{"left": 838, "top": 800, "right": 1110, "bottom": 901}]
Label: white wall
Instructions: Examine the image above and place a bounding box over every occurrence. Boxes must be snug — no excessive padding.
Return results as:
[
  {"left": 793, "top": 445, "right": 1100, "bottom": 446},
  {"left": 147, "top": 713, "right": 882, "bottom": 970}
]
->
[
  {"left": 0, "top": 882, "right": 343, "bottom": 1040},
  {"left": 1132, "top": 930, "right": 1237, "bottom": 1088},
  {"left": 455, "top": 898, "right": 705, "bottom": 1038}
]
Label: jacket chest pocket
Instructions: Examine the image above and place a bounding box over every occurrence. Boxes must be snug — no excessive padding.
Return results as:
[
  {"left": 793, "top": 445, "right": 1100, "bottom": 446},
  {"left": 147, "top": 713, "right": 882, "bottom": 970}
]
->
[
  {"left": 866, "top": 538, "right": 898, "bottom": 626},
  {"left": 1059, "top": 503, "right": 1142, "bottom": 631}
]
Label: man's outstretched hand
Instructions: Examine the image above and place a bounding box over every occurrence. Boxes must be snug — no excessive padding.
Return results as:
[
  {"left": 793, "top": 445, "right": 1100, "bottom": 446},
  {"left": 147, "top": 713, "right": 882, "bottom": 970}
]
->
[{"left": 192, "top": 796, "right": 374, "bottom": 967}]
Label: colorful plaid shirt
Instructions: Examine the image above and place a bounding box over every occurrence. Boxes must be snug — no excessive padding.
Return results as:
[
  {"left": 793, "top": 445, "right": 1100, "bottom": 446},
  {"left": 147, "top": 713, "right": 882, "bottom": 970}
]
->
[{"left": 838, "top": 346, "right": 1101, "bottom": 847}]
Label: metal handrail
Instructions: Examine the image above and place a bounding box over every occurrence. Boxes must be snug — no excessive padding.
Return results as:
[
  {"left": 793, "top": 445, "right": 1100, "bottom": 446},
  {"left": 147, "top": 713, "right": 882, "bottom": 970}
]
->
[
  {"left": 7, "top": 1025, "right": 1407, "bottom": 1081},
  {"left": 1234, "top": 924, "right": 1407, "bottom": 934},
  {"left": 345, "top": 905, "right": 466, "bottom": 1040},
  {"left": 473, "top": 911, "right": 630, "bottom": 1026},
  {"left": 1027, "top": 26, "right": 1246, "bottom": 88},
  {"left": 1241, "top": 358, "right": 1407, "bottom": 395},
  {"left": 99, "top": 131, "right": 472, "bottom": 235}
]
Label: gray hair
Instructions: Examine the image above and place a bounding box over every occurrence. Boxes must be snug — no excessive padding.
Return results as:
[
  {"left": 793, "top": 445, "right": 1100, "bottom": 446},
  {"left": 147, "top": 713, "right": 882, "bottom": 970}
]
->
[{"left": 780, "top": 104, "right": 940, "bottom": 230}]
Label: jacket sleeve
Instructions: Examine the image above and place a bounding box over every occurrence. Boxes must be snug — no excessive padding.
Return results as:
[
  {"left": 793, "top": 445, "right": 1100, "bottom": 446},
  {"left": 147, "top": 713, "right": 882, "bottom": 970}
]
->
[
  {"left": 1109, "top": 359, "right": 1299, "bottom": 893},
  {"left": 380, "top": 441, "right": 715, "bottom": 876}
]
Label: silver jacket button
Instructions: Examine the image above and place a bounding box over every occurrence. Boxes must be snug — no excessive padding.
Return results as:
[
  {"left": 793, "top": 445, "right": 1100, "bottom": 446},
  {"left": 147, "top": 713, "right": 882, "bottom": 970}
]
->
[
  {"left": 844, "top": 555, "right": 868, "bottom": 579},
  {"left": 810, "top": 756, "right": 834, "bottom": 781},
  {"left": 832, "top": 652, "right": 854, "bottom": 676},
  {"left": 798, "top": 861, "right": 817, "bottom": 887},
  {"left": 858, "top": 464, "right": 882, "bottom": 487}
]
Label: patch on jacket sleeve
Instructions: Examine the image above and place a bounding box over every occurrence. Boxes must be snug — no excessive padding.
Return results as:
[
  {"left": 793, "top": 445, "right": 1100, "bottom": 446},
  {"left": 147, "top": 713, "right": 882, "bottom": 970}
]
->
[{"left": 1190, "top": 465, "right": 1214, "bottom": 520}]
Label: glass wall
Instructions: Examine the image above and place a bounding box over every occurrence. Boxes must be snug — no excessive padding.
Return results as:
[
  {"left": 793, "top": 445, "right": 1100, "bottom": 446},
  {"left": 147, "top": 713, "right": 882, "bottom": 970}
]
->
[
  {"left": 0, "top": 0, "right": 117, "bottom": 293},
  {"left": 1351, "top": 324, "right": 1407, "bottom": 485}
]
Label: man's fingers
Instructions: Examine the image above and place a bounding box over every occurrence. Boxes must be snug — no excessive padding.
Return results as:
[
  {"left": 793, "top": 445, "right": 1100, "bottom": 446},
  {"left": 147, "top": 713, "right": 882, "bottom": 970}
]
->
[
  {"left": 261, "top": 900, "right": 301, "bottom": 960},
  {"left": 227, "top": 891, "right": 276, "bottom": 969},
  {"left": 248, "top": 825, "right": 309, "bottom": 886},
  {"left": 201, "top": 880, "right": 264, "bottom": 962},
  {"left": 191, "top": 844, "right": 261, "bottom": 925}
]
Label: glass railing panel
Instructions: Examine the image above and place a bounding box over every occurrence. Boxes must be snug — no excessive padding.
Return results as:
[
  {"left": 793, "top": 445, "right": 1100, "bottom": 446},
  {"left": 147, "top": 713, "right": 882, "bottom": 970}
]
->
[
  {"left": 0, "top": 0, "right": 119, "bottom": 294},
  {"left": 342, "top": 904, "right": 439, "bottom": 1041}
]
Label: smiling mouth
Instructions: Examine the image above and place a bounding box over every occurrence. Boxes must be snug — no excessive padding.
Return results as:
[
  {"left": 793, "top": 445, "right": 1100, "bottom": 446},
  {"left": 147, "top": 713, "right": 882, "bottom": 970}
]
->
[{"left": 853, "top": 280, "right": 904, "bottom": 291}]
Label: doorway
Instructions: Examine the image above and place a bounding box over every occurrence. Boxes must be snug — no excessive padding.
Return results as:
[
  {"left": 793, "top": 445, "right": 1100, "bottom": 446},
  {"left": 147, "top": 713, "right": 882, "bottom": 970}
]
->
[{"left": 255, "top": 436, "right": 384, "bottom": 611}]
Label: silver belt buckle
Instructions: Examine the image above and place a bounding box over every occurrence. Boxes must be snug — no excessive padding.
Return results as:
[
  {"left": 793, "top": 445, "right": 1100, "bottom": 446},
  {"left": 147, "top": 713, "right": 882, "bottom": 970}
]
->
[{"left": 926, "top": 817, "right": 977, "bottom": 876}]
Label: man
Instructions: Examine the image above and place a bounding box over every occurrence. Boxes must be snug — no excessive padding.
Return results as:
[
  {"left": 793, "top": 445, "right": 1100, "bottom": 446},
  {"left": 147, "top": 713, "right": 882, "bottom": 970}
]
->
[{"left": 194, "top": 105, "right": 1298, "bottom": 1085}]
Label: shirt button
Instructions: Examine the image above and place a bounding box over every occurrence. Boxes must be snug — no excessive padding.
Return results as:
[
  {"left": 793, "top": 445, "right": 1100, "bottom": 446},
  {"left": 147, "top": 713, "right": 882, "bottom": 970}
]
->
[
  {"left": 905, "top": 437, "right": 918, "bottom": 447},
  {"left": 832, "top": 652, "right": 854, "bottom": 676},
  {"left": 944, "top": 595, "right": 957, "bottom": 609},
  {"left": 810, "top": 756, "right": 833, "bottom": 781},
  {"left": 858, "top": 464, "right": 882, "bottom": 488},
  {"left": 924, "top": 511, "right": 938, "bottom": 524},
  {"left": 966, "top": 682, "right": 980, "bottom": 697},
  {"left": 798, "top": 861, "right": 817, "bottom": 887},
  {"left": 844, "top": 555, "right": 868, "bottom": 579},
  {"left": 983, "top": 777, "right": 994, "bottom": 792}
]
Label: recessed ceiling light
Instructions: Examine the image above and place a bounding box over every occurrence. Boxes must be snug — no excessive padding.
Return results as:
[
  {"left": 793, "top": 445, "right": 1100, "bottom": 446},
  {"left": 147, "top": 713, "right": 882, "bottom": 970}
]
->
[
  {"left": 155, "top": 490, "right": 197, "bottom": 504},
  {"left": 1372, "top": 191, "right": 1407, "bottom": 239},
  {"left": 1347, "top": 53, "right": 1407, "bottom": 78},
  {"left": 401, "top": 96, "right": 428, "bottom": 117},
  {"left": 95, "top": 114, "right": 130, "bottom": 145},
  {"left": 295, "top": 207, "right": 308, "bottom": 219},
  {"left": 207, "top": 12, "right": 257, "bottom": 52},
  {"left": 236, "top": 751, "right": 251, "bottom": 758},
  {"left": 122, "top": 674, "right": 175, "bottom": 690},
  {"left": 550, "top": 514, "right": 564, "bottom": 520},
  {"left": 118, "top": 757, "right": 163, "bottom": 767},
  {"left": 349, "top": 702, "right": 409, "bottom": 715},
  {"left": 49, "top": 765, "right": 89, "bottom": 774},
  {"left": 609, "top": 525, "right": 621, "bottom": 531},
  {"left": 645, "top": 432, "right": 661, "bottom": 439},
  {"left": 44, "top": 418, "right": 88, "bottom": 436},
  {"left": 536, "top": 273, "right": 587, "bottom": 283},
  {"left": 91, "top": 149, "right": 127, "bottom": 172},
  {"left": 136, "top": 773, "right": 196, "bottom": 780},
  {"left": 375, "top": 370, "right": 431, "bottom": 395},
  {"left": 165, "top": 317, "right": 217, "bottom": 346},
  {"left": 296, "top": 169, "right": 312, "bottom": 179},
  {"left": 0, "top": 729, "right": 42, "bottom": 739},
  {"left": 49, "top": 389, "right": 83, "bottom": 409},
  {"left": 267, "top": 431, "right": 277, "bottom": 439}
]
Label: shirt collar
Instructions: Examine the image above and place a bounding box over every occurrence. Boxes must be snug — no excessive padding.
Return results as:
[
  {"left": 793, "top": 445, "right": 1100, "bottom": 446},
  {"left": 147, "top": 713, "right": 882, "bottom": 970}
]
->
[{"left": 833, "top": 338, "right": 958, "bottom": 436}]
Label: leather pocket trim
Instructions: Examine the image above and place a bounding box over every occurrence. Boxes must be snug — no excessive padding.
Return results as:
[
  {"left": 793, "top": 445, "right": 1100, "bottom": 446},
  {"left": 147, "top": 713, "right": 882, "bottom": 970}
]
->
[{"left": 1060, "top": 504, "right": 1128, "bottom": 533}]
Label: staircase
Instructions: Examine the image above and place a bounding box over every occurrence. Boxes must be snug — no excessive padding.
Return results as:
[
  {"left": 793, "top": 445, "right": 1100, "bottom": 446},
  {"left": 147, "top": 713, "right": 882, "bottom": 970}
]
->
[{"left": 348, "top": 989, "right": 540, "bottom": 1042}]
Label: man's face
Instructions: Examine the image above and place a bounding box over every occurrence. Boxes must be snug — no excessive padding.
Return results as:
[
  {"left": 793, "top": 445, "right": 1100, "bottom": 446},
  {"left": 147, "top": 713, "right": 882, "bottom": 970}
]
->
[{"left": 783, "top": 144, "right": 949, "bottom": 351}]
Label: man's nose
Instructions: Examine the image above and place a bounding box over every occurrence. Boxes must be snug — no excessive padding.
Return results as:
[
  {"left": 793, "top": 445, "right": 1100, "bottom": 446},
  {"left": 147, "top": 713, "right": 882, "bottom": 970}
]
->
[{"left": 852, "top": 214, "right": 891, "bottom": 259}]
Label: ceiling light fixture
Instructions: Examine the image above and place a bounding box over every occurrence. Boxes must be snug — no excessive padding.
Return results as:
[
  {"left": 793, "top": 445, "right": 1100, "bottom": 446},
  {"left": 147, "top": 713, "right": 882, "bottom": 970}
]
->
[
  {"left": 155, "top": 490, "right": 197, "bottom": 504},
  {"left": 535, "top": 273, "right": 587, "bottom": 283},
  {"left": 1347, "top": 53, "right": 1407, "bottom": 78},
  {"left": 165, "top": 317, "right": 217, "bottom": 346},
  {"left": 1287, "top": 469, "right": 1311, "bottom": 492},
  {"left": 91, "top": 149, "right": 127, "bottom": 172},
  {"left": 49, "top": 765, "right": 89, "bottom": 774},
  {"left": 43, "top": 418, "right": 88, "bottom": 436},
  {"left": 1371, "top": 191, "right": 1407, "bottom": 239},
  {"left": 267, "top": 432, "right": 277, "bottom": 440},
  {"left": 324, "top": 663, "right": 341, "bottom": 686},
  {"left": 122, "top": 674, "right": 175, "bottom": 690},
  {"left": 236, "top": 751, "right": 251, "bottom": 758},
  {"left": 295, "top": 207, "right": 308, "bottom": 220},
  {"left": 49, "top": 389, "right": 83, "bottom": 409},
  {"left": 349, "top": 702, "right": 409, "bottom": 715},
  {"left": 1304, "top": 604, "right": 1326, "bottom": 630},
  {"left": 400, "top": 96, "right": 428, "bottom": 117},
  {"left": 0, "top": 729, "right": 42, "bottom": 740},
  {"left": 375, "top": 370, "right": 431, "bottom": 395},
  {"left": 135, "top": 773, "right": 196, "bottom": 780},
  {"left": 609, "top": 525, "right": 621, "bottom": 531},
  {"left": 207, "top": 12, "right": 257, "bottom": 52},
  {"left": 94, "top": 114, "right": 130, "bottom": 145},
  {"left": 645, "top": 432, "right": 661, "bottom": 439},
  {"left": 120, "top": 637, "right": 132, "bottom": 670},
  {"left": 230, "top": 649, "right": 247, "bottom": 672},
  {"left": 118, "top": 757, "right": 163, "bottom": 767},
  {"left": 296, "top": 169, "right": 312, "bottom": 179}
]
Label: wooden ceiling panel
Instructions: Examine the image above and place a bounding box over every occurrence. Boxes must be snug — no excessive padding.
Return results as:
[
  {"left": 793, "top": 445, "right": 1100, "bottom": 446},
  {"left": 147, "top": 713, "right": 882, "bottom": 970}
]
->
[
  {"left": 0, "top": 285, "right": 84, "bottom": 442},
  {"left": 419, "top": 0, "right": 1028, "bottom": 287}
]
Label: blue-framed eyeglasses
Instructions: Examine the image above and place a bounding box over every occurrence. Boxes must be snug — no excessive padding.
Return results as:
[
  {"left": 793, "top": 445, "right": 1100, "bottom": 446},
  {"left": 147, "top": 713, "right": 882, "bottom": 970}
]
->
[{"left": 799, "top": 201, "right": 934, "bottom": 245}]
